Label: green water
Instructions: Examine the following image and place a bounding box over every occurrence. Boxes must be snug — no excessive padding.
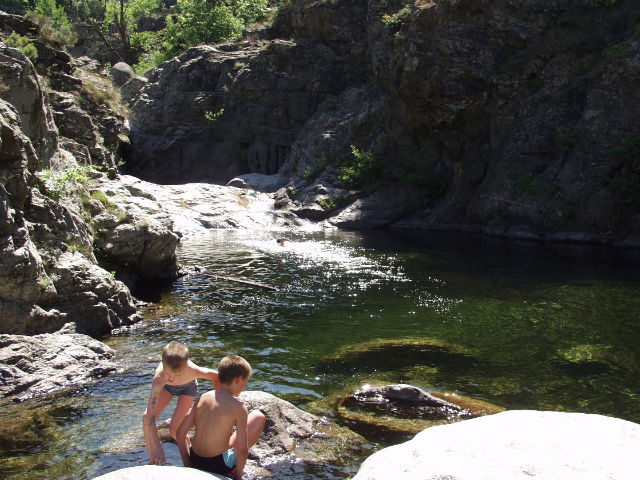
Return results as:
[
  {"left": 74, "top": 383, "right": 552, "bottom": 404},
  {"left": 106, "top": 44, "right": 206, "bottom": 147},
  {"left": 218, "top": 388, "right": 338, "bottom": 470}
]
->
[{"left": 1, "top": 229, "right": 639, "bottom": 479}]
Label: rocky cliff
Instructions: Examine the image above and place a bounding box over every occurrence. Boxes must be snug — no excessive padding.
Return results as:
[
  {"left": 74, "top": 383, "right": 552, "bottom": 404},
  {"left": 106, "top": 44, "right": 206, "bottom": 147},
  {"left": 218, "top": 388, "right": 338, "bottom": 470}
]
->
[
  {"left": 124, "top": 0, "right": 640, "bottom": 245},
  {"left": 0, "top": 12, "right": 179, "bottom": 341}
]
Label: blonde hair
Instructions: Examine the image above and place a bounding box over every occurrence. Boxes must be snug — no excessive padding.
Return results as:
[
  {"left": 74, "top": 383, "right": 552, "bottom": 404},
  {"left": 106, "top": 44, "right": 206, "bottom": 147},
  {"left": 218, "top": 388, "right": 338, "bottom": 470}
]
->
[
  {"left": 218, "top": 355, "right": 251, "bottom": 384},
  {"left": 162, "top": 342, "right": 189, "bottom": 371}
]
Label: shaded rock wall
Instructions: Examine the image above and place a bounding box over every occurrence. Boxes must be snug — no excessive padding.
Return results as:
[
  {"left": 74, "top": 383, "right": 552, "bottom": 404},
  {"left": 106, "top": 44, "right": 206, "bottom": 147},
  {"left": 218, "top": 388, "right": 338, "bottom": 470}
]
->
[{"left": 125, "top": 0, "right": 640, "bottom": 244}]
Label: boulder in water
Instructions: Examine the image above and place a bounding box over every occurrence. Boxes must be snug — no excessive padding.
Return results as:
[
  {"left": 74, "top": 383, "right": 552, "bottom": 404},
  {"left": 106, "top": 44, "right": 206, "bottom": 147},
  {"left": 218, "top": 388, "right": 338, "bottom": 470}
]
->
[{"left": 352, "top": 410, "right": 640, "bottom": 480}]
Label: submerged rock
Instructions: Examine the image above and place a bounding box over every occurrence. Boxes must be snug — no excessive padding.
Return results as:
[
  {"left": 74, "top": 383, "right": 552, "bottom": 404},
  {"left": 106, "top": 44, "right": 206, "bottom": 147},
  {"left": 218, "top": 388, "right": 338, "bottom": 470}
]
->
[
  {"left": 352, "top": 410, "right": 640, "bottom": 480},
  {"left": 337, "top": 384, "right": 503, "bottom": 443},
  {"left": 319, "top": 336, "right": 482, "bottom": 375},
  {"left": 0, "top": 322, "right": 117, "bottom": 399}
]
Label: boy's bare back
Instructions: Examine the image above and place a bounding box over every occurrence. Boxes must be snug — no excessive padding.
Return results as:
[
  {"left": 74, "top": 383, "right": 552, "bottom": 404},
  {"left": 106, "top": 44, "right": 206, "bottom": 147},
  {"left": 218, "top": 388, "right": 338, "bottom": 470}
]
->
[{"left": 190, "top": 389, "right": 248, "bottom": 457}]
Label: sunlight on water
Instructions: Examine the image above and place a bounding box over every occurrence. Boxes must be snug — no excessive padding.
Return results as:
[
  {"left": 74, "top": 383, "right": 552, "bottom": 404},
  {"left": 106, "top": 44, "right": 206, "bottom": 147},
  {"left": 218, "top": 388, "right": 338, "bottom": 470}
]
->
[{"left": 2, "top": 230, "right": 640, "bottom": 480}]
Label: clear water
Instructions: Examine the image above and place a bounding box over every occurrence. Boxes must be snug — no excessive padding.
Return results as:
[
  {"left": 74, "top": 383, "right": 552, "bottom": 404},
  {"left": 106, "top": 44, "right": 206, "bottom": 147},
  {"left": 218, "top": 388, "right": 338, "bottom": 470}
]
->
[{"left": 1, "top": 229, "right": 639, "bottom": 479}]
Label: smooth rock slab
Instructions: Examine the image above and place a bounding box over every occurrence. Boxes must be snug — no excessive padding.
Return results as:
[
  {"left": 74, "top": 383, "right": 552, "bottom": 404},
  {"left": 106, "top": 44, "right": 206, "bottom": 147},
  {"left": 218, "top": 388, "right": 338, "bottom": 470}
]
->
[
  {"left": 93, "top": 465, "right": 224, "bottom": 480},
  {"left": 352, "top": 410, "right": 640, "bottom": 480}
]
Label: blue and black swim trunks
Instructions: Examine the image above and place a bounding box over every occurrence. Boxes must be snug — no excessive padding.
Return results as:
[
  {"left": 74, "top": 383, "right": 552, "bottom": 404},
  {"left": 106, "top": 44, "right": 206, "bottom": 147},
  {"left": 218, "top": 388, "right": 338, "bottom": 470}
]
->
[
  {"left": 163, "top": 379, "right": 197, "bottom": 397},
  {"left": 190, "top": 447, "right": 236, "bottom": 476}
]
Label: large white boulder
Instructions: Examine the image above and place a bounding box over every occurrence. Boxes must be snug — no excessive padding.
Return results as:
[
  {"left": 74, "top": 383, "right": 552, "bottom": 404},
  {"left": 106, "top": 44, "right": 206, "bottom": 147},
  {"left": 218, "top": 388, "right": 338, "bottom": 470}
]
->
[
  {"left": 93, "top": 465, "right": 224, "bottom": 479},
  {"left": 352, "top": 410, "right": 640, "bottom": 480}
]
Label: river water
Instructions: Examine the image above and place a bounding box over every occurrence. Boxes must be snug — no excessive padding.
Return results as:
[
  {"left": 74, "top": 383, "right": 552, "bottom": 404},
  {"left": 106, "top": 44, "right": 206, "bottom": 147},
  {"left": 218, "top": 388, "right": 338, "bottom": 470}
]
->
[{"left": 2, "top": 229, "right": 640, "bottom": 479}]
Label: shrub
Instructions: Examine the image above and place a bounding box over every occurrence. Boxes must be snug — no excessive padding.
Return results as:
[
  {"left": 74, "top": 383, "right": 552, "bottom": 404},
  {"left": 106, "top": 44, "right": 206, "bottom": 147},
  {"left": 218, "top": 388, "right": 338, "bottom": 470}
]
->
[
  {"left": 37, "top": 166, "right": 91, "bottom": 200},
  {"left": 337, "top": 145, "right": 384, "bottom": 189},
  {"left": 382, "top": 5, "right": 412, "bottom": 34},
  {"left": 2, "top": 32, "right": 39, "bottom": 62},
  {"left": 28, "top": 0, "right": 77, "bottom": 48},
  {"left": 303, "top": 156, "right": 328, "bottom": 182},
  {"left": 2, "top": 0, "right": 30, "bottom": 15}
]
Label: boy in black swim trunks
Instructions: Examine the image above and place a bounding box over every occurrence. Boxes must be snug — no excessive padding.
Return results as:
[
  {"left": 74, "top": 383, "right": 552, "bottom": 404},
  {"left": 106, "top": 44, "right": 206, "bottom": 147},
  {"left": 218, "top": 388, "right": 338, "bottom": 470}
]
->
[
  {"left": 143, "top": 342, "right": 220, "bottom": 465},
  {"left": 176, "top": 355, "right": 265, "bottom": 480}
]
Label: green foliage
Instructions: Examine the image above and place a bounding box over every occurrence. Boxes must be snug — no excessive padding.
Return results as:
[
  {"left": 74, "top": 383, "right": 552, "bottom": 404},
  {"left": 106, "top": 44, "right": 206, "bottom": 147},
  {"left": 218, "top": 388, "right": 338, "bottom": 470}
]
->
[
  {"left": 132, "top": 0, "right": 269, "bottom": 72},
  {"left": 37, "top": 166, "right": 91, "bottom": 200},
  {"left": 28, "top": 0, "right": 77, "bottom": 47},
  {"left": 337, "top": 146, "right": 384, "bottom": 189},
  {"left": 127, "top": 0, "right": 163, "bottom": 21},
  {"left": 161, "top": 0, "right": 243, "bottom": 56},
  {"left": 303, "top": 156, "right": 328, "bottom": 182},
  {"left": 65, "top": 233, "right": 92, "bottom": 257},
  {"left": 226, "top": 0, "right": 269, "bottom": 24},
  {"left": 382, "top": 5, "right": 412, "bottom": 34},
  {"left": 318, "top": 196, "right": 349, "bottom": 212},
  {"left": 1, "top": 0, "right": 30, "bottom": 15},
  {"left": 2, "top": 32, "right": 39, "bottom": 62},
  {"left": 205, "top": 108, "right": 225, "bottom": 123}
]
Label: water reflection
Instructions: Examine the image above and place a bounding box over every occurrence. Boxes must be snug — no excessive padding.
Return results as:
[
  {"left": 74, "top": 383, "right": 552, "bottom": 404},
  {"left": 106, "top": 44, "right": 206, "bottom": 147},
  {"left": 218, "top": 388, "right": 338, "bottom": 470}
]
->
[{"left": 2, "top": 230, "right": 640, "bottom": 479}]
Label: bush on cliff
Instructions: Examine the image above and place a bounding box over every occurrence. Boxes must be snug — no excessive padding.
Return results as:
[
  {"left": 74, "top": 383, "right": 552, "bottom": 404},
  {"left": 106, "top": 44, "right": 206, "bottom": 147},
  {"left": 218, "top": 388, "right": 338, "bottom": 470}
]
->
[
  {"left": 134, "top": 0, "right": 269, "bottom": 73},
  {"left": 28, "top": 0, "right": 77, "bottom": 47},
  {"left": 2, "top": 31, "right": 38, "bottom": 62}
]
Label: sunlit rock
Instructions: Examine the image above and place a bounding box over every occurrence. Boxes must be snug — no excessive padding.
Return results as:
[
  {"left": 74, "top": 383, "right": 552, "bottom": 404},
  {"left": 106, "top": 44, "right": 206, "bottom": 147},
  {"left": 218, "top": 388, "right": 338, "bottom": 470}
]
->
[
  {"left": 93, "top": 465, "right": 224, "bottom": 479},
  {"left": 96, "top": 175, "right": 309, "bottom": 238},
  {"left": 0, "top": 322, "right": 116, "bottom": 399},
  {"left": 352, "top": 410, "right": 640, "bottom": 480},
  {"left": 336, "top": 384, "right": 503, "bottom": 443}
]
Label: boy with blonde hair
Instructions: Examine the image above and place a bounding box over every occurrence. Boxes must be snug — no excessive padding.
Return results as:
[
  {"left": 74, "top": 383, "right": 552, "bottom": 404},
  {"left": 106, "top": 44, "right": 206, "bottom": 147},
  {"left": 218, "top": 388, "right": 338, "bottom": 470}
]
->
[
  {"left": 176, "top": 355, "right": 265, "bottom": 480},
  {"left": 143, "top": 342, "right": 220, "bottom": 465}
]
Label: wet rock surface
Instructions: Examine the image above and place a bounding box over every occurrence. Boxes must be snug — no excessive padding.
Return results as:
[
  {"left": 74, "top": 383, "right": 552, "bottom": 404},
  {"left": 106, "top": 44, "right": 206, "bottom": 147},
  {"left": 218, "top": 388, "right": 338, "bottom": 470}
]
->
[{"left": 337, "top": 384, "right": 503, "bottom": 444}]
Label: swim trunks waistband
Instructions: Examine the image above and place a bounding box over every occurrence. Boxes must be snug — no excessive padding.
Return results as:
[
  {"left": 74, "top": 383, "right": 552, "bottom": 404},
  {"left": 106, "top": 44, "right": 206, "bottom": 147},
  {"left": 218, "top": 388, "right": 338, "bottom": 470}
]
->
[
  {"left": 190, "top": 447, "right": 236, "bottom": 476},
  {"left": 163, "top": 379, "right": 197, "bottom": 397}
]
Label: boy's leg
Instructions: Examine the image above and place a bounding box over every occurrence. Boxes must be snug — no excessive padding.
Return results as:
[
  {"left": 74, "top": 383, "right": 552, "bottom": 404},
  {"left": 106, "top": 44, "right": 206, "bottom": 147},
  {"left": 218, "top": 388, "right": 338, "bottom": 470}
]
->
[
  {"left": 169, "top": 394, "right": 195, "bottom": 439},
  {"left": 230, "top": 410, "right": 266, "bottom": 449}
]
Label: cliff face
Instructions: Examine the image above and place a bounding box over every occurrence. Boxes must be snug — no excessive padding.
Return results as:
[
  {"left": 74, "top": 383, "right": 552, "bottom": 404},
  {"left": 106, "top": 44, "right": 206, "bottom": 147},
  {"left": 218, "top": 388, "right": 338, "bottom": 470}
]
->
[
  {"left": 125, "top": 0, "right": 640, "bottom": 245},
  {"left": 0, "top": 12, "right": 180, "bottom": 338}
]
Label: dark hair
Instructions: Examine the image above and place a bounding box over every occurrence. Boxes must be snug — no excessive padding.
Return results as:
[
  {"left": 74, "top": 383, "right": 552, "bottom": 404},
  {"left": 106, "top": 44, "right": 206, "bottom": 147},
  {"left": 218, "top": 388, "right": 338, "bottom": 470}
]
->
[
  {"left": 218, "top": 355, "right": 251, "bottom": 384},
  {"left": 162, "top": 342, "right": 189, "bottom": 371}
]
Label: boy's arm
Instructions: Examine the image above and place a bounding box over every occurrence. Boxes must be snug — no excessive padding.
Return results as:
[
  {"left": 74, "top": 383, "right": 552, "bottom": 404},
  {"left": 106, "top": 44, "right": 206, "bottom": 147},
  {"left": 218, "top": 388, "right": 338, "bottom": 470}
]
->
[
  {"left": 176, "top": 400, "right": 198, "bottom": 467},
  {"left": 191, "top": 363, "right": 220, "bottom": 389},
  {"left": 232, "top": 404, "right": 250, "bottom": 480},
  {"left": 143, "top": 376, "right": 166, "bottom": 465}
]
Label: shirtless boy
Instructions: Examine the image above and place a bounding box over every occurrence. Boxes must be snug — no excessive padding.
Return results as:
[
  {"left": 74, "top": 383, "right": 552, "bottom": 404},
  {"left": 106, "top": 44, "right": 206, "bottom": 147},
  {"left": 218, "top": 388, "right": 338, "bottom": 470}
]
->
[
  {"left": 142, "top": 342, "right": 220, "bottom": 465},
  {"left": 176, "top": 355, "right": 266, "bottom": 480}
]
